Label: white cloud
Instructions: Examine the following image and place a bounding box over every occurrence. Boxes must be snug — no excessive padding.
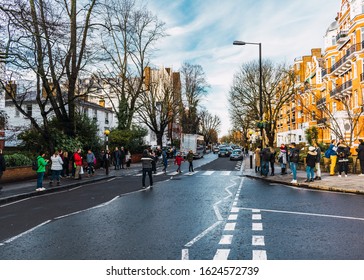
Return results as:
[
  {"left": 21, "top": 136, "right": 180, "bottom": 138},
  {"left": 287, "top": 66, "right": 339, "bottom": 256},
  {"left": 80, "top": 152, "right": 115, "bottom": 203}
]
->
[{"left": 148, "top": 0, "right": 340, "bottom": 137}]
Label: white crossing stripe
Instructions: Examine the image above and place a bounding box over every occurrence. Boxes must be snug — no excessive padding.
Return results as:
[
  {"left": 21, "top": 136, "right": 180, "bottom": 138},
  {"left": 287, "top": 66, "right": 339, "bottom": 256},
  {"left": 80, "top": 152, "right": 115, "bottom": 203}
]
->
[
  {"left": 181, "top": 249, "right": 189, "bottom": 260},
  {"left": 252, "top": 250, "right": 267, "bottom": 260},
  {"left": 252, "top": 235, "right": 265, "bottom": 246},
  {"left": 231, "top": 207, "right": 239, "bottom": 213},
  {"left": 221, "top": 171, "right": 231, "bottom": 176},
  {"left": 202, "top": 171, "right": 214, "bottom": 176},
  {"left": 219, "top": 235, "right": 233, "bottom": 245},
  {"left": 213, "top": 249, "right": 230, "bottom": 260},
  {"left": 228, "top": 214, "right": 238, "bottom": 220},
  {"left": 224, "top": 223, "right": 236, "bottom": 231},
  {"left": 252, "top": 214, "right": 262, "bottom": 220},
  {"left": 252, "top": 223, "right": 263, "bottom": 231},
  {"left": 252, "top": 209, "right": 261, "bottom": 213}
]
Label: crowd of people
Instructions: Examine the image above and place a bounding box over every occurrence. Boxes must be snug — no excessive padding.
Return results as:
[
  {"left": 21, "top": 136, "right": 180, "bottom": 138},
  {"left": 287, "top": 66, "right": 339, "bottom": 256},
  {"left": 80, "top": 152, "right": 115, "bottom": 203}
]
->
[{"left": 254, "top": 138, "right": 364, "bottom": 184}]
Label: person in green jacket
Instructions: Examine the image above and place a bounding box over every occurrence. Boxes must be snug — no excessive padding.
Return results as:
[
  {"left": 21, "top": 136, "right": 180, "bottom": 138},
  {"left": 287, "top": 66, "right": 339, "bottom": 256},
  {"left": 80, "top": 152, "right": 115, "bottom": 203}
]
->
[{"left": 36, "top": 151, "right": 48, "bottom": 191}]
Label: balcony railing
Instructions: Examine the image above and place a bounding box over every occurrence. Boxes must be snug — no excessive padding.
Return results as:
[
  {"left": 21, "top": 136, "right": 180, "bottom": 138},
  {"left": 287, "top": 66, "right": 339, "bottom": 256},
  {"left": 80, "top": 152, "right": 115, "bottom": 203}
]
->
[
  {"left": 316, "top": 97, "right": 326, "bottom": 108},
  {"left": 330, "top": 80, "right": 352, "bottom": 98},
  {"left": 336, "top": 30, "right": 348, "bottom": 43},
  {"left": 330, "top": 41, "right": 364, "bottom": 75},
  {"left": 317, "top": 118, "right": 327, "bottom": 127}
]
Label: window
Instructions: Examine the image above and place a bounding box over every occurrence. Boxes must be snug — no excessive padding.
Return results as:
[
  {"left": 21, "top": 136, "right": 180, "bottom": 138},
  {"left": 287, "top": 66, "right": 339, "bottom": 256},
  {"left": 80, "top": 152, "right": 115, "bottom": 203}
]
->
[
  {"left": 93, "top": 109, "right": 97, "bottom": 121},
  {"left": 105, "top": 112, "right": 109, "bottom": 124},
  {"left": 354, "top": 90, "right": 358, "bottom": 108},
  {"left": 312, "top": 111, "right": 316, "bottom": 120}
]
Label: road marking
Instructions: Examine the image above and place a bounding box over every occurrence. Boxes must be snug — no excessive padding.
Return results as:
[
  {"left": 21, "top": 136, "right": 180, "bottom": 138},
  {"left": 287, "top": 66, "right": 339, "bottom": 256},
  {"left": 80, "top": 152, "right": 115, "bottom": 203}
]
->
[
  {"left": 202, "top": 171, "right": 214, "bottom": 176},
  {"left": 252, "top": 250, "right": 267, "bottom": 260},
  {"left": 224, "top": 222, "right": 236, "bottom": 231},
  {"left": 252, "top": 214, "right": 262, "bottom": 220},
  {"left": 219, "top": 235, "right": 233, "bottom": 245},
  {"left": 252, "top": 235, "right": 265, "bottom": 246},
  {"left": 240, "top": 207, "right": 364, "bottom": 221},
  {"left": 231, "top": 207, "right": 239, "bottom": 213},
  {"left": 221, "top": 171, "right": 231, "bottom": 176},
  {"left": 252, "top": 223, "right": 263, "bottom": 231},
  {"left": 213, "top": 249, "right": 230, "bottom": 260},
  {"left": 0, "top": 220, "right": 51, "bottom": 246},
  {"left": 184, "top": 221, "right": 222, "bottom": 247},
  {"left": 252, "top": 209, "right": 261, "bottom": 213},
  {"left": 228, "top": 214, "right": 238, "bottom": 220},
  {"left": 181, "top": 249, "right": 189, "bottom": 260}
]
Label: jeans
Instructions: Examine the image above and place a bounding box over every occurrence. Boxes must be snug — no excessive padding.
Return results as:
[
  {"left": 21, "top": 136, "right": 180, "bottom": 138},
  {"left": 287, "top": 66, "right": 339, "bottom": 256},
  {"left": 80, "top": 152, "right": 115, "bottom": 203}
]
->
[
  {"left": 142, "top": 169, "right": 153, "bottom": 187},
  {"left": 189, "top": 161, "right": 194, "bottom": 172},
  {"left": 37, "top": 172, "right": 45, "bottom": 188},
  {"left": 290, "top": 162, "right": 297, "bottom": 180},
  {"left": 87, "top": 162, "right": 94, "bottom": 174},
  {"left": 306, "top": 166, "right": 315, "bottom": 180},
  {"left": 51, "top": 170, "right": 61, "bottom": 182},
  {"left": 261, "top": 161, "right": 269, "bottom": 176}
]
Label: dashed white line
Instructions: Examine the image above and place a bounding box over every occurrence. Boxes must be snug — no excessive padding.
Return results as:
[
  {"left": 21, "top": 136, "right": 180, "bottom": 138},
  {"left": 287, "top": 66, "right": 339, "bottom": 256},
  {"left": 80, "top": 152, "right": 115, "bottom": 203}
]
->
[
  {"left": 252, "top": 223, "right": 263, "bottom": 231},
  {"left": 252, "top": 250, "right": 267, "bottom": 260},
  {"left": 228, "top": 214, "right": 238, "bottom": 220},
  {"left": 219, "top": 235, "right": 233, "bottom": 245},
  {"left": 213, "top": 249, "right": 230, "bottom": 260},
  {"left": 252, "top": 214, "right": 262, "bottom": 220},
  {"left": 252, "top": 235, "right": 265, "bottom": 246},
  {"left": 224, "top": 222, "right": 236, "bottom": 231}
]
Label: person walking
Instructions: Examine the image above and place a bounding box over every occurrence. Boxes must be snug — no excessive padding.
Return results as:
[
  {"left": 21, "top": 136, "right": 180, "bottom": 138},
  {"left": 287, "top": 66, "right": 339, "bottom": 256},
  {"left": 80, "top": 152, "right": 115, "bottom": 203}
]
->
[
  {"left": 337, "top": 139, "right": 350, "bottom": 177},
  {"left": 357, "top": 139, "right": 364, "bottom": 176},
  {"left": 288, "top": 142, "right": 300, "bottom": 184},
  {"left": 0, "top": 149, "right": 6, "bottom": 191},
  {"left": 187, "top": 150, "right": 194, "bottom": 172},
  {"left": 49, "top": 151, "right": 63, "bottom": 186},
  {"left": 260, "top": 145, "right": 271, "bottom": 177},
  {"left": 141, "top": 149, "right": 153, "bottom": 189},
  {"left": 254, "top": 146, "right": 261, "bottom": 173},
  {"left": 278, "top": 144, "right": 288, "bottom": 175},
  {"left": 86, "top": 149, "right": 96, "bottom": 177},
  {"left": 313, "top": 142, "right": 322, "bottom": 180},
  {"left": 174, "top": 152, "right": 184, "bottom": 173},
  {"left": 74, "top": 148, "right": 83, "bottom": 180},
  {"left": 36, "top": 151, "right": 48, "bottom": 191},
  {"left": 328, "top": 139, "right": 338, "bottom": 176},
  {"left": 305, "top": 146, "right": 317, "bottom": 182},
  {"left": 162, "top": 148, "right": 168, "bottom": 173}
]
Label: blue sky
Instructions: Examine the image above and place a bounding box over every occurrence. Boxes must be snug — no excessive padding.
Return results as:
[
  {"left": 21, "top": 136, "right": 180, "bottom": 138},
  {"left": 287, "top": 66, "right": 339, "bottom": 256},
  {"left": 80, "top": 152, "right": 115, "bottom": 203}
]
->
[{"left": 148, "top": 0, "right": 341, "bottom": 137}]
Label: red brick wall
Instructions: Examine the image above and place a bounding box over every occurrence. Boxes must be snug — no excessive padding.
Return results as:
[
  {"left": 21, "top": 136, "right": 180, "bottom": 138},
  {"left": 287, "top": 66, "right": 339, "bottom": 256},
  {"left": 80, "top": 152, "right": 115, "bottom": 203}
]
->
[{"left": 1, "top": 166, "right": 37, "bottom": 183}]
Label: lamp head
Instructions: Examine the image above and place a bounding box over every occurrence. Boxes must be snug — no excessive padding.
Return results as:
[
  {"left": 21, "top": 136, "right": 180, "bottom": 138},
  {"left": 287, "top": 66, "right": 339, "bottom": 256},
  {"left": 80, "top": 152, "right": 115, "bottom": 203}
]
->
[{"left": 233, "top": 41, "right": 246, "bottom": 45}]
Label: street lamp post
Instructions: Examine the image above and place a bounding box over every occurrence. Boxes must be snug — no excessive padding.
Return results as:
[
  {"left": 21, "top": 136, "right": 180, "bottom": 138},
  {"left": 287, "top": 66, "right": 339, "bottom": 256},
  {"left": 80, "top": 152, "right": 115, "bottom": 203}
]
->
[{"left": 233, "top": 40, "right": 263, "bottom": 146}]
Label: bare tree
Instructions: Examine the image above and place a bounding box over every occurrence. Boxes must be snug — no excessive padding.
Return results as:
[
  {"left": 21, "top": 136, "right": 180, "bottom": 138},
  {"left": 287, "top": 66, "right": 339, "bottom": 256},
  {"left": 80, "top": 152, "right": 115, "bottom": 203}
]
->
[
  {"left": 180, "top": 61, "right": 209, "bottom": 134},
  {"left": 199, "top": 109, "right": 221, "bottom": 145},
  {"left": 97, "top": 0, "right": 166, "bottom": 130},
  {"left": 0, "top": 0, "right": 98, "bottom": 151},
  {"left": 229, "top": 60, "right": 297, "bottom": 146}
]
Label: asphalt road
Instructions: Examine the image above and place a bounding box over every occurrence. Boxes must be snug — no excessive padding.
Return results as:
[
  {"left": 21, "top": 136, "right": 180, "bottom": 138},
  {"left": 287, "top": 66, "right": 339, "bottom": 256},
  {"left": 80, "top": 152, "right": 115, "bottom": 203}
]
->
[{"left": 0, "top": 154, "right": 364, "bottom": 260}]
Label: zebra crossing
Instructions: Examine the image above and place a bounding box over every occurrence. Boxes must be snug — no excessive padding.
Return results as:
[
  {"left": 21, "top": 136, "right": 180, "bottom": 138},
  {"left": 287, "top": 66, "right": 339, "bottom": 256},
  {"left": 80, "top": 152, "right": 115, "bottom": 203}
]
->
[{"left": 134, "top": 170, "right": 236, "bottom": 177}]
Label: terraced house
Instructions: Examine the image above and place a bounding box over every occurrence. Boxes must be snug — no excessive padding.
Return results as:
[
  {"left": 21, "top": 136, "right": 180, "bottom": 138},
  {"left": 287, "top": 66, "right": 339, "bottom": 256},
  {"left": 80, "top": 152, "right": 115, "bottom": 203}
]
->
[{"left": 278, "top": 0, "right": 364, "bottom": 147}]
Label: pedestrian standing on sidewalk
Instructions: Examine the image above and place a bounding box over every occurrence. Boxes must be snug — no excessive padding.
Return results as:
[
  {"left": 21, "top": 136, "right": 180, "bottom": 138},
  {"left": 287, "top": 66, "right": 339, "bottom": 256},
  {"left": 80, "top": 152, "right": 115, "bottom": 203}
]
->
[
  {"left": 0, "top": 149, "right": 6, "bottom": 190},
  {"left": 113, "top": 147, "right": 120, "bottom": 170},
  {"left": 86, "top": 149, "right": 96, "bottom": 177},
  {"left": 162, "top": 148, "right": 168, "bottom": 173},
  {"left": 174, "top": 152, "right": 184, "bottom": 173},
  {"left": 278, "top": 144, "right": 288, "bottom": 175},
  {"left": 288, "top": 142, "right": 300, "bottom": 184},
  {"left": 103, "top": 149, "right": 111, "bottom": 175},
  {"left": 357, "top": 139, "right": 364, "bottom": 176},
  {"left": 125, "top": 149, "right": 131, "bottom": 169},
  {"left": 255, "top": 146, "right": 261, "bottom": 173},
  {"left": 269, "top": 146, "right": 276, "bottom": 176},
  {"left": 305, "top": 146, "right": 317, "bottom": 182},
  {"left": 260, "top": 145, "right": 271, "bottom": 177},
  {"left": 74, "top": 148, "right": 83, "bottom": 180},
  {"left": 62, "top": 151, "right": 70, "bottom": 178},
  {"left": 187, "top": 150, "right": 194, "bottom": 172},
  {"left": 120, "top": 147, "right": 126, "bottom": 169},
  {"left": 36, "top": 152, "right": 48, "bottom": 191},
  {"left": 141, "top": 149, "right": 154, "bottom": 189},
  {"left": 49, "top": 151, "right": 63, "bottom": 186},
  {"left": 313, "top": 142, "right": 322, "bottom": 180},
  {"left": 328, "top": 139, "right": 338, "bottom": 176},
  {"left": 337, "top": 139, "right": 350, "bottom": 177}
]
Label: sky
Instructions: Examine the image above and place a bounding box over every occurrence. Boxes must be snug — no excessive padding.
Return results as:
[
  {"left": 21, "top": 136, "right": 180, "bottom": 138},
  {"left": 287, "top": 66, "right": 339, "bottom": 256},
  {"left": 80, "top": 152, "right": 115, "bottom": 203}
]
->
[{"left": 147, "top": 0, "right": 341, "bottom": 137}]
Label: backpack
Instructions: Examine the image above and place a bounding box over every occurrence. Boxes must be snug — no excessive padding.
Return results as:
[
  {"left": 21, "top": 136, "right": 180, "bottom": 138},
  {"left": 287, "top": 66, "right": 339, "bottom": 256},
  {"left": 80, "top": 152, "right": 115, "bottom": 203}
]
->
[
  {"left": 32, "top": 159, "right": 39, "bottom": 171},
  {"left": 290, "top": 149, "right": 299, "bottom": 163}
]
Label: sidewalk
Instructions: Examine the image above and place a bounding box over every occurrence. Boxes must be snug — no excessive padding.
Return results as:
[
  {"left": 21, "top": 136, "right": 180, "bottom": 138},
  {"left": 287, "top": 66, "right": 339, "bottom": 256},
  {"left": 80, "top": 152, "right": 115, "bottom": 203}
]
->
[
  {"left": 242, "top": 157, "right": 364, "bottom": 195},
  {"left": 0, "top": 163, "right": 143, "bottom": 205}
]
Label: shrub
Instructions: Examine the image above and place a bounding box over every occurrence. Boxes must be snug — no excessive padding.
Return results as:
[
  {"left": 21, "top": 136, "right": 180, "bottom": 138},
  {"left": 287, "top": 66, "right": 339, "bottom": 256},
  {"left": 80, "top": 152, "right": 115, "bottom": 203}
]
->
[{"left": 4, "top": 153, "right": 33, "bottom": 167}]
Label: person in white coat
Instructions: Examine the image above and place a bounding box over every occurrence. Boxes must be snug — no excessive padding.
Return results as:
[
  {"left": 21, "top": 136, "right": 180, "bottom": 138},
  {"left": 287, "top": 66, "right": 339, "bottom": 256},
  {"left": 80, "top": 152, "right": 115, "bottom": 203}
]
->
[{"left": 50, "top": 151, "right": 64, "bottom": 186}]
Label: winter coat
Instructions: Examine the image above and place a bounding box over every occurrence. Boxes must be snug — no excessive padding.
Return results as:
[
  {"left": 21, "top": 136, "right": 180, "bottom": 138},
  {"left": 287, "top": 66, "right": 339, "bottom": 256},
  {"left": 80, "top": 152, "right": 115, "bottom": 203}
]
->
[
  {"left": 51, "top": 155, "right": 63, "bottom": 171},
  {"left": 174, "top": 155, "right": 184, "bottom": 165},
  {"left": 288, "top": 147, "right": 300, "bottom": 163},
  {"left": 327, "top": 143, "right": 338, "bottom": 156},
  {"left": 337, "top": 144, "right": 350, "bottom": 162},
  {"left": 306, "top": 151, "right": 317, "bottom": 168},
  {"left": 278, "top": 150, "right": 288, "bottom": 164},
  {"left": 260, "top": 147, "right": 271, "bottom": 162},
  {"left": 255, "top": 148, "right": 261, "bottom": 166},
  {"left": 315, "top": 146, "right": 322, "bottom": 163},
  {"left": 357, "top": 143, "right": 364, "bottom": 160},
  {"left": 74, "top": 153, "right": 83, "bottom": 166},
  {"left": 186, "top": 152, "right": 194, "bottom": 162},
  {"left": 86, "top": 152, "right": 95, "bottom": 164},
  {"left": 37, "top": 156, "right": 48, "bottom": 173}
]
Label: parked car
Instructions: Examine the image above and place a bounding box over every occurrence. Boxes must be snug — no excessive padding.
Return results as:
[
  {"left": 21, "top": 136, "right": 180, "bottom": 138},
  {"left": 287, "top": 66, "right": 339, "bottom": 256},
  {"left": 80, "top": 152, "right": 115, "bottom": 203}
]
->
[
  {"left": 213, "top": 146, "right": 219, "bottom": 154},
  {"left": 218, "top": 147, "right": 232, "bottom": 157},
  {"left": 230, "top": 149, "right": 244, "bottom": 161}
]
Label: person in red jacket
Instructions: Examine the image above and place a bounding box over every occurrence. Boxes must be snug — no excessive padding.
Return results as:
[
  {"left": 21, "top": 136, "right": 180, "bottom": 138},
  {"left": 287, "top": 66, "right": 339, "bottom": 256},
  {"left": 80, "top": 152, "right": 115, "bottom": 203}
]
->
[
  {"left": 74, "top": 148, "right": 83, "bottom": 180},
  {"left": 174, "top": 152, "right": 184, "bottom": 173}
]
